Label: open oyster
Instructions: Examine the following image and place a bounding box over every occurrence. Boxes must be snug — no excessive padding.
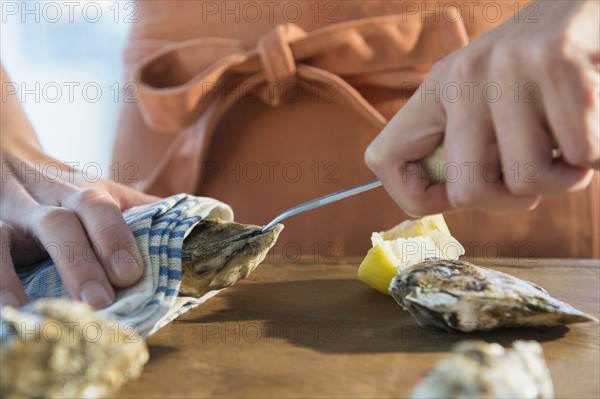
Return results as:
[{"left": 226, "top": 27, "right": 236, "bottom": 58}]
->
[
  {"left": 411, "top": 340, "right": 554, "bottom": 399},
  {"left": 0, "top": 299, "right": 148, "bottom": 399},
  {"left": 180, "top": 219, "right": 283, "bottom": 296},
  {"left": 390, "top": 259, "right": 597, "bottom": 332}
]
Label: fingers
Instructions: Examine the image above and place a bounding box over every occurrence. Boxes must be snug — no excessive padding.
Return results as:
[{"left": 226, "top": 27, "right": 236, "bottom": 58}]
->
[
  {"left": 492, "top": 87, "right": 594, "bottom": 195},
  {"left": 542, "top": 50, "right": 600, "bottom": 169},
  {"left": 29, "top": 205, "right": 116, "bottom": 308},
  {"left": 23, "top": 180, "right": 144, "bottom": 289},
  {"left": 444, "top": 100, "right": 541, "bottom": 212},
  {"left": 366, "top": 18, "right": 598, "bottom": 216},
  {"left": 537, "top": 1, "right": 600, "bottom": 171},
  {"left": 1, "top": 152, "right": 156, "bottom": 309},
  {"left": 3, "top": 174, "right": 144, "bottom": 309},
  {"left": 0, "top": 223, "right": 29, "bottom": 308},
  {"left": 59, "top": 188, "right": 144, "bottom": 287},
  {"left": 365, "top": 79, "right": 451, "bottom": 216}
]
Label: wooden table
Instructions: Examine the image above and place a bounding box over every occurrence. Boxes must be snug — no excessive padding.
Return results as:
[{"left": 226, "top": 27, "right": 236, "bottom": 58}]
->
[{"left": 119, "top": 257, "right": 600, "bottom": 398}]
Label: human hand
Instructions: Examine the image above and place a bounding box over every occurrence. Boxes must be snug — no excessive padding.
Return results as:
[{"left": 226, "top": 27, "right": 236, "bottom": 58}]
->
[
  {"left": 0, "top": 149, "right": 159, "bottom": 309},
  {"left": 365, "top": 0, "right": 599, "bottom": 216}
]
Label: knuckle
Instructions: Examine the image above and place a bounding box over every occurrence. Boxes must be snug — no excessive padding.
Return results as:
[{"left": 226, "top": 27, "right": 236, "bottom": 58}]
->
[
  {"left": 535, "top": 41, "right": 560, "bottom": 67},
  {"left": 540, "top": 35, "right": 579, "bottom": 77},
  {"left": 71, "top": 188, "right": 111, "bottom": 206},
  {"left": 95, "top": 222, "right": 130, "bottom": 248},
  {"left": 427, "top": 60, "right": 446, "bottom": 81},
  {"left": 364, "top": 144, "right": 385, "bottom": 173},
  {"left": 530, "top": 31, "right": 565, "bottom": 67},
  {"left": 489, "top": 44, "right": 515, "bottom": 76},
  {"left": 429, "top": 51, "right": 461, "bottom": 80},
  {"left": 554, "top": 32, "right": 576, "bottom": 64},
  {"left": 448, "top": 55, "right": 476, "bottom": 83},
  {"left": 37, "top": 207, "right": 75, "bottom": 228}
]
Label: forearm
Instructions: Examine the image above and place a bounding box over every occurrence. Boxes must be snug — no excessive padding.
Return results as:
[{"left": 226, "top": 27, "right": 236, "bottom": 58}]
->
[
  {"left": 1, "top": 65, "right": 46, "bottom": 160},
  {"left": 0, "top": 65, "right": 87, "bottom": 186}
]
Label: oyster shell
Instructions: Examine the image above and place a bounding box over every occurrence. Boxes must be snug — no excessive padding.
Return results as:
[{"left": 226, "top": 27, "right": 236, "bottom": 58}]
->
[
  {"left": 180, "top": 219, "right": 283, "bottom": 296},
  {"left": 411, "top": 340, "right": 554, "bottom": 399},
  {"left": 390, "top": 259, "right": 597, "bottom": 332},
  {"left": 0, "top": 299, "right": 148, "bottom": 399}
]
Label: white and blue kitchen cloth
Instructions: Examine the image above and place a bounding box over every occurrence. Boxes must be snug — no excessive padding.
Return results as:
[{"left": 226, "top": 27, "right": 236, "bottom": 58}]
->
[{"left": 16, "top": 194, "right": 234, "bottom": 338}]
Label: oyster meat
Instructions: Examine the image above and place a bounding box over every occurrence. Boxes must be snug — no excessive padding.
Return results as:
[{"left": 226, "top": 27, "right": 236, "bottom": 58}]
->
[
  {"left": 390, "top": 259, "right": 597, "bottom": 332},
  {"left": 411, "top": 340, "right": 554, "bottom": 399},
  {"left": 180, "top": 219, "right": 283, "bottom": 296},
  {"left": 0, "top": 299, "right": 148, "bottom": 399}
]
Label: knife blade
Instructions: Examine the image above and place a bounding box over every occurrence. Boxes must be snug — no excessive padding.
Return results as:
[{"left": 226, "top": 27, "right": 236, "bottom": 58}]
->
[{"left": 260, "top": 143, "right": 446, "bottom": 232}]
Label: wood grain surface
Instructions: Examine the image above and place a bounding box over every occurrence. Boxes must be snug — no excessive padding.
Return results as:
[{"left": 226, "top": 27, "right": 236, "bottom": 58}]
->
[{"left": 118, "top": 257, "right": 600, "bottom": 398}]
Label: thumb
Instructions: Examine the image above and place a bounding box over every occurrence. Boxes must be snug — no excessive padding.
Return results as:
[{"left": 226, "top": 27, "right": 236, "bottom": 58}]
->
[{"left": 365, "top": 81, "right": 450, "bottom": 216}]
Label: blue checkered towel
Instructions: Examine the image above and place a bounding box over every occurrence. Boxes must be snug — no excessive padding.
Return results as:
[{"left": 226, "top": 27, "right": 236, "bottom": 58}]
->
[{"left": 16, "top": 194, "right": 233, "bottom": 338}]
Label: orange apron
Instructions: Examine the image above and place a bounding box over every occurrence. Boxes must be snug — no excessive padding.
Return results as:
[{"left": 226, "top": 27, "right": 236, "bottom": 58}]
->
[{"left": 112, "top": 1, "right": 599, "bottom": 258}]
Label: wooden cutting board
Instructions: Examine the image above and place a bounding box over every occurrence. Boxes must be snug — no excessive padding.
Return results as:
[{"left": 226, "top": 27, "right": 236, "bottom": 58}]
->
[{"left": 118, "top": 257, "right": 600, "bottom": 398}]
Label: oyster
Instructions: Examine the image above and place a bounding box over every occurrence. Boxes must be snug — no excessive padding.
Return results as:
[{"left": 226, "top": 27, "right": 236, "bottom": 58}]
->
[
  {"left": 411, "top": 340, "right": 554, "bottom": 399},
  {"left": 390, "top": 259, "right": 597, "bottom": 332},
  {"left": 180, "top": 219, "right": 283, "bottom": 296},
  {"left": 0, "top": 299, "right": 148, "bottom": 399}
]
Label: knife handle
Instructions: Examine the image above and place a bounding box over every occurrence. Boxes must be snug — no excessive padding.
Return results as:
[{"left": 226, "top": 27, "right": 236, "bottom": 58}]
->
[
  {"left": 423, "top": 136, "right": 559, "bottom": 184},
  {"left": 421, "top": 143, "right": 446, "bottom": 183}
]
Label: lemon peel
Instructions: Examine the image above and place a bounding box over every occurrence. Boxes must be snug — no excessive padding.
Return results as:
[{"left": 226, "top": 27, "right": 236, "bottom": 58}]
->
[{"left": 358, "top": 214, "right": 464, "bottom": 295}]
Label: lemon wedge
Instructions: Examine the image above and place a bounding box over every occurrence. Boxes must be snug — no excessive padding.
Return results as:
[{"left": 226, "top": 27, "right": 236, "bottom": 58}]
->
[{"left": 358, "top": 214, "right": 464, "bottom": 295}]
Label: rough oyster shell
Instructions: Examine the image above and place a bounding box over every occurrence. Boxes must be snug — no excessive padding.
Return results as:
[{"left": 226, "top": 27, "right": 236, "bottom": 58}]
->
[
  {"left": 0, "top": 299, "right": 148, "bottom": 399},
  {"left": 180, "top": 219, "right": 283, "bottom": 296},
  {"left": 389, "top": 259, "right": 597, "bottom": 332},
  {"left": 411, "top": 340, "right": 554, "bottom": 399}
]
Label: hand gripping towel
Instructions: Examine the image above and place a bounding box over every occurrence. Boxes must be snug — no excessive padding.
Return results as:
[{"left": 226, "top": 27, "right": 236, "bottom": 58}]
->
[{"left": 15, "top": 194, "right": 233, "bottom": 338}]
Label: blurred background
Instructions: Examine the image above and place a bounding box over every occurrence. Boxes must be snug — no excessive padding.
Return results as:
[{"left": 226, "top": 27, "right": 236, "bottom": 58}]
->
[{"left": 1, "top": 0, "right": 133, "bottom": 176}]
